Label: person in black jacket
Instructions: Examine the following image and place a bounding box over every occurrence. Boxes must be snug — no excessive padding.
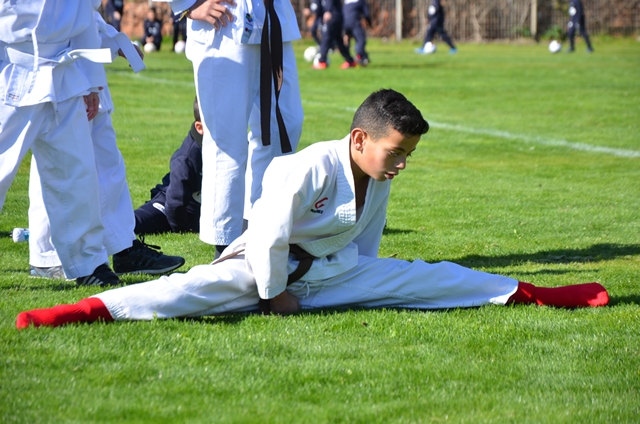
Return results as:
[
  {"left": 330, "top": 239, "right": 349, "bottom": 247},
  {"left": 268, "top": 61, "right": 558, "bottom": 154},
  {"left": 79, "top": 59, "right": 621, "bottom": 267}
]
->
[
  {"left": 415, "top": 0, "right": 457, "bottom": 55},
  {"left": 142, "top": 7, "right": 163, "bottom": 52},
  {"left": 567, "top": 0, "right": 593, "bottom": 53},
  {"left": 343, "top": 0, "right": 372, "bottom": 66},
  {"left": 134, "top": 98, "right": 203, "bottom": 235}
]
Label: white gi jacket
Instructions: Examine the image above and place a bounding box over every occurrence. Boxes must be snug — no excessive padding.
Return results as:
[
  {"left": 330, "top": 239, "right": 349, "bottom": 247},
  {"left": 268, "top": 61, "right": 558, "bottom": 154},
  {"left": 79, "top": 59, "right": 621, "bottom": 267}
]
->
[
  {"left": 242, "top": 136, "right": 389, "bottom": 299},
  {"left": 0, "top": 0, "right": 107, "bottom": 108},
  {"left": 156, "top": 0, "right": 300, "bottom": 46}
]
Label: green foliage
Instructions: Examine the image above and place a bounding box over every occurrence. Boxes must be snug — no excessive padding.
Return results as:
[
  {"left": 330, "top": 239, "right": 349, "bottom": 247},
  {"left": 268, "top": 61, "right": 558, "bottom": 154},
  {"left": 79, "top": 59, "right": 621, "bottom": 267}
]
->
[{"left": 1, "top": 38, "right": 639, "bottom": 423}]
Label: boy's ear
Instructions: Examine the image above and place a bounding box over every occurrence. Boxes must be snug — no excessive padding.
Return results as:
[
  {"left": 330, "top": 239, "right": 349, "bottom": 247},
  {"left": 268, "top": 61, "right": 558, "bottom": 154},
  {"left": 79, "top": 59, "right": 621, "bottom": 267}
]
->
[
  {"left": 195, "top": 121, "right": 204, "bottom": 135},
  {"left": 350, "top": 128, "right": 366, "bottom": 152}
]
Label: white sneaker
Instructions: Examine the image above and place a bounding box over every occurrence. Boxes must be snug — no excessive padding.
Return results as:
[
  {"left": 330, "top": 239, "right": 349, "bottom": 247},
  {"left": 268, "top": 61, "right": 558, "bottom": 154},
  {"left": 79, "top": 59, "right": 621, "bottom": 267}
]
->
[
  {"left": 30, "top": 265, "right": 68, "bottom": 280},
  {"left": 12, "top": 228, "right": 29, "bottom": 243}
]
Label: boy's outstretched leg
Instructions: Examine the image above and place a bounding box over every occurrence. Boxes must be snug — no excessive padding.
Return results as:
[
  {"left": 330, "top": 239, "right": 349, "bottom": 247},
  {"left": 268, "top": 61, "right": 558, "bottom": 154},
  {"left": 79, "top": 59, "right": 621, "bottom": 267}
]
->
[
  {"left": 508, "top": 282, "right": 609, "bottom": 308},
  {"left": 16, "top": 297, "right": 113, "bottom": 329}
]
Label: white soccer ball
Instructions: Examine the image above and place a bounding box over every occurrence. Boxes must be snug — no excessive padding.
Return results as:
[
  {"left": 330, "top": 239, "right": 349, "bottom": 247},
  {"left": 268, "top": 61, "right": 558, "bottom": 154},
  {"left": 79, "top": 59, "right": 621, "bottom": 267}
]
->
[
  {"left": 174, "top": 40, "right": 186, "bottom": 54},
  {"left": 144, "top": 42, "right": 157, "bottom": 54},
  {"left": 548, "top": 40, "right": 562, "bottom": 54},
  {"left": 304, "top": 45, "right": 319, "bottom": 62},
  {"left": 423, "top": 41, "right": 436, "bottom": 54}
]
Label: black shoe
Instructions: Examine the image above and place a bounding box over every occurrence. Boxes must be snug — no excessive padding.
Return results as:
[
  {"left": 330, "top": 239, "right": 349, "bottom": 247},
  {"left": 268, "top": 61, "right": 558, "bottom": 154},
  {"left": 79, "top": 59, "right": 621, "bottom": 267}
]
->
[
  {"left": 76, "top": 264, "right": 122, "bottom": 287},
  {"left": 112, "top": 238, "right": 185, "bottom": 275}
]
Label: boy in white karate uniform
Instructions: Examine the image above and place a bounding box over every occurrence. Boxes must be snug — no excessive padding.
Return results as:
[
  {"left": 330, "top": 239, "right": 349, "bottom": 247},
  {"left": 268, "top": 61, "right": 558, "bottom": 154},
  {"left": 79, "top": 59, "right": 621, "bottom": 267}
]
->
[
  {"left": 26, "top": 11, "right": 185, "bottom": 281},
  {"left": 16, "top": 89, "right": 609, "bottom": 328},
  {"left": 159, "top": 0, "right": 304, "bottom": 256},
  {"left": 0, "top": 0, "right": 120, "bottom": 284}
]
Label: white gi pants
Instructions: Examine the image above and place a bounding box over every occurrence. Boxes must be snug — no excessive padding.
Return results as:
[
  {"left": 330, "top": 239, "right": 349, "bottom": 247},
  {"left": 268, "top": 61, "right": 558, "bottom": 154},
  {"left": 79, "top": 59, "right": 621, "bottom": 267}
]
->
[
  {"left": 187, "top": 31, "right": 303, "bottom": 246},
  {"left": 0, "top": 98, "right": 108, "bottom": 278},
  {"left": 96, "top": 254, "right": 518, "bottom": 320},
  {"left": 28, "top": 109, "right": 136, "bottom": 268}
]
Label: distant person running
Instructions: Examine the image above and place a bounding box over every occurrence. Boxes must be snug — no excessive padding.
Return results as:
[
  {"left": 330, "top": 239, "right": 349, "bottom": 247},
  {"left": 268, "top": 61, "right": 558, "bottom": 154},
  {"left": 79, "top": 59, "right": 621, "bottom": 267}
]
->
[
  {"left": 567, "top": 0, "right": 593, "bottom": 53},
  {"left": 415, "top": 0, "right": 457, "bottom": 55}
]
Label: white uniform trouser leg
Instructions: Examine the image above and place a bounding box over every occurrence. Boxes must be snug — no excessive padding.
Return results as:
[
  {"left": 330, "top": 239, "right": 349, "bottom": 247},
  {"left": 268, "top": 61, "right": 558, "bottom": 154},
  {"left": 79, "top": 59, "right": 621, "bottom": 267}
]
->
[
  {"left": 90, "top": 110, "right": 135, "bottom": 255},
  {"left": 0, "top": 98, "right": 108, "bottom": 278},
  {"left": 245, "top": 44, "right": 303, "bottom": 218},
  {"left": 97, "top": 255, "right": 517, "bottom": 321},
  {"left": 27, "top": 110, "right": 135, "bottom": 267},
  {"left": 28, "top": 156, "right": 62, "bottom": 268},
  {"left": 188, "top": 30, "right": 302, "bottom": 246}
]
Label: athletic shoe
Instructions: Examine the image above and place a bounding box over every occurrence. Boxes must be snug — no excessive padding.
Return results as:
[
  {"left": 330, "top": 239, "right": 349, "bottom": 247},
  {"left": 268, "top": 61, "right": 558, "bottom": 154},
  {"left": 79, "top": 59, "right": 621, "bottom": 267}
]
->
[
  {"left": 12, "top": 228, "right": 29, "bottom": 243},
  {"left": 587, "top": 47, "right": 594, "bottom": 53},
  {"left": 30, "top": 265, "right": 67, "bottom": 280},
  {"left": 76, "top": 264, "right": 121, "bottom": 287},
  {"left": 312, "top": 61, "right": 327, "bottom": 69},
  {"left": 340, "top": 61, "right": 357, "bottom": 69},
  {"left": 449, "top": 48, "right": 458, "bottom": 54},
  {"left": 356, "top": 55, "right": 369, "bottom": 67},
  {"left": 112, "top": 238, "right": 185, "bottom": 275},
  {"left": 566, "top": 47, "right": 575, "bottom": 53}
]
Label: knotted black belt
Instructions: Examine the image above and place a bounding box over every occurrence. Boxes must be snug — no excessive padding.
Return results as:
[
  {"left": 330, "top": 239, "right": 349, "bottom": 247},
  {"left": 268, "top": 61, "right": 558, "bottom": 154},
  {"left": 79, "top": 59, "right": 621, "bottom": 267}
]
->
[
  {"left": 259, "top": 0, "right": 292, "bottom": 153},
  {"left": 259, "top": 244, "right": 316, "bottom": 314}
]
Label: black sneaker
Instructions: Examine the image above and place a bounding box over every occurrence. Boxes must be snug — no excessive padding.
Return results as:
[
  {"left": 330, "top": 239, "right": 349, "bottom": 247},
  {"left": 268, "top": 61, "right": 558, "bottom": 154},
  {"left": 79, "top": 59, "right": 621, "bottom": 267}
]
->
[
  {"left": 112, "top": 238, "right": 185, "bottom": 275},
  {"left": 76, "top": 264, "right": 122, "bottom": 287}
]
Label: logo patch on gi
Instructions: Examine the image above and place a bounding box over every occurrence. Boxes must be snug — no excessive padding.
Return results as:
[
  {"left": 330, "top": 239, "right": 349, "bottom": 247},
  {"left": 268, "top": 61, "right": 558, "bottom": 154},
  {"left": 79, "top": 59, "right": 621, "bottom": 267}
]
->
[{"left": 310, "top": 197, "right": 328, "bottom": 214}]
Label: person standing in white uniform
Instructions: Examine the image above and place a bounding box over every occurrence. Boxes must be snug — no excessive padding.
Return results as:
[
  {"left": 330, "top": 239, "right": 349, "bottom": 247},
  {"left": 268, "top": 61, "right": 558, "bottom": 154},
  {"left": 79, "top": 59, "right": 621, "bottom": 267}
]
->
[
  {"left": 16, "top": 90, "right": 609, "bottom": 328},
  {"left": 0, "top": 0, "right": 123, "bottom": 285},
  {"left": 25, "top": 11, "right": 186, "bottom": 281},
  {"left": 157, "top": 0, "right": 304, "bottom": 257}
]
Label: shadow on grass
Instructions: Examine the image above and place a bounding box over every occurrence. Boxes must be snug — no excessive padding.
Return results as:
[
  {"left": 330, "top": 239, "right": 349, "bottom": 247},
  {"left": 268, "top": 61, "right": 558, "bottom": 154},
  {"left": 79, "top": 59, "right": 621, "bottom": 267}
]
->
[
  {"left": 443, "top": 243, "right": 640, "bottom": 268},
  {"left": 608, "top": 294, "right": 640, "bottom": 306},
  {"left": 383, "top": 227, "right": 415, "bottom": 235}
]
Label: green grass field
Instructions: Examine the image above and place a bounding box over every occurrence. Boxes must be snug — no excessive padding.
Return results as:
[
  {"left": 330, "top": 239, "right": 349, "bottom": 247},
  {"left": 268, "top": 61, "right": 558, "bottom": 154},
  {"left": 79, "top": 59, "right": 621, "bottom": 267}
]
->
[{"left": 1, "top": 37, "right": 639, "bottom": 423}]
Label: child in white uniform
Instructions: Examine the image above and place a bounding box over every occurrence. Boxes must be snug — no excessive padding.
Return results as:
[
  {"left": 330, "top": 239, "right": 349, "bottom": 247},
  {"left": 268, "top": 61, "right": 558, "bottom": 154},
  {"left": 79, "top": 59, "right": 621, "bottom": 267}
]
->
[
  {"left": 16, "top": 89, "right": 609, "bottom": 328},
  {"left": 160, "top": 0, "right": 304, "bottom": 256},
  {"left": 26, "top": 12, "right": 185, "bottom": 281},
  {"left": 0, "top": 0, "right": 117, "bottom": 283}
]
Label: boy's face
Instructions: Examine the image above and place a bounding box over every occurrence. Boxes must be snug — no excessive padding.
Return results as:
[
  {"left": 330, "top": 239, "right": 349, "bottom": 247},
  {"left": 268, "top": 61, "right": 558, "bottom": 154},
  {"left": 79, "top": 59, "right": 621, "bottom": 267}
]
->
[{"left": 351, "top": 127, "right": 420, "bottom": 182}]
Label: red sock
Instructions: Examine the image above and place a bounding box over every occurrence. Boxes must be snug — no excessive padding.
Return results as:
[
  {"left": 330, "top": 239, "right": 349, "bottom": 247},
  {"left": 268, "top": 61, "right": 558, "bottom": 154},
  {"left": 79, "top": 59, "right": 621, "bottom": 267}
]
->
[
  {"left": 16, "top": 297, "right": 113, "bottom": 329},
  {"left": 508, "top": 282, "right": 609, "bottom": 308}
]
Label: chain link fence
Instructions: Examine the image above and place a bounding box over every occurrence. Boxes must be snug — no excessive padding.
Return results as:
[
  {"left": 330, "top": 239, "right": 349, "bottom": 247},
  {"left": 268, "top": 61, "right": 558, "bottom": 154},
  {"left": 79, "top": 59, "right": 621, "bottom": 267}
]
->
[{"left": 294, "top": 0, "right": 640, "bottom": 41}]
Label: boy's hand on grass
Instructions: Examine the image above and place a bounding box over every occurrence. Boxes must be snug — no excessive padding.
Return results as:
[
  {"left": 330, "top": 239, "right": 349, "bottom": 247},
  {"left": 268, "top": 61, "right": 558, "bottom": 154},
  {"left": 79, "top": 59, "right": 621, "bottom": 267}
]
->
[{"left": 269, "top": 291, "right": 300, "bottom": 315}]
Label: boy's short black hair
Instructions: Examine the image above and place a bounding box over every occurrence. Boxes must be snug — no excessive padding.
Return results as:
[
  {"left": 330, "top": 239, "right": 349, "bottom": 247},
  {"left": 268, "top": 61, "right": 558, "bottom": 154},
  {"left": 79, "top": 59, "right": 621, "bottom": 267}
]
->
[
  {"left": 193, "top": 96, "right": 201, "bottom": 122},
  {"left": 350, "top": 89, "right": 429, "bottom": 139}
]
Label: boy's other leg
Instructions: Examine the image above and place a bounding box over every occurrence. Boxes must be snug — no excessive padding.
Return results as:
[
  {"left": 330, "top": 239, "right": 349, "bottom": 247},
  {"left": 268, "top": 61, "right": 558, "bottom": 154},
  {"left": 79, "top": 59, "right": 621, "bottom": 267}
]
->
[
  {"left": 507, "top": 282, "right": 608, "bottom": 307},
  {"left": 17, "top": 297, "right": 113, "bottom": 329},
  {"left": 17, "top": 255, "right": 260, "bottom": 328}
]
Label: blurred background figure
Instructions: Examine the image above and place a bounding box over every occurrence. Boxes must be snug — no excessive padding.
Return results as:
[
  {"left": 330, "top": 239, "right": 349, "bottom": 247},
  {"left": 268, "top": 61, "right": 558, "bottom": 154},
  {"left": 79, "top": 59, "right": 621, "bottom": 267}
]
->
[
  {"left": 567, "top": 0, "right": 594, "bottom": 52},
  {"left": 415, "top": 0, "right": 457, "bottom": 55}
]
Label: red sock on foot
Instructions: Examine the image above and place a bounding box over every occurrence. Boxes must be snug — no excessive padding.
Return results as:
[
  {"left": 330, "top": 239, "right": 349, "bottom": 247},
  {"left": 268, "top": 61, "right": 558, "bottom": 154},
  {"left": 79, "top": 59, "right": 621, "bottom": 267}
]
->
[
  {"left": 508, "top": 282, "right": 609, "bottom": 308},
  {"left": 16, "top": 297, "right": 113, "bottom": 329}
]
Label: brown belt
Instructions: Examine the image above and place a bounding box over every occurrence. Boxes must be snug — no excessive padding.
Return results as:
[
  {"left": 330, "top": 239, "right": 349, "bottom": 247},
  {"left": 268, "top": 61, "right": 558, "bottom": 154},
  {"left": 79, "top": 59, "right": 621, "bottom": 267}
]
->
[{"left": 259, "top": 0, "right": 292, "bottom": 153}]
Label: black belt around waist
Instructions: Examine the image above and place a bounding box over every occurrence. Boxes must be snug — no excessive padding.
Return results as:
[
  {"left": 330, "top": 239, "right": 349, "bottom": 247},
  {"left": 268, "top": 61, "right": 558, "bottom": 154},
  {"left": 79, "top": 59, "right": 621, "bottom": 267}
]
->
[{"left": 259, "top": 244, "right": 316, "bottom": 314}]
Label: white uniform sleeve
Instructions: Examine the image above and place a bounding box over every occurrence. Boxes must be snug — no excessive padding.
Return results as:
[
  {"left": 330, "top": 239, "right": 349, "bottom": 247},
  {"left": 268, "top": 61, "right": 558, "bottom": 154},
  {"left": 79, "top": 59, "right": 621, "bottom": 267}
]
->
[{"left": 245, "top": 157, "right": 325, "bottom": 299}]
